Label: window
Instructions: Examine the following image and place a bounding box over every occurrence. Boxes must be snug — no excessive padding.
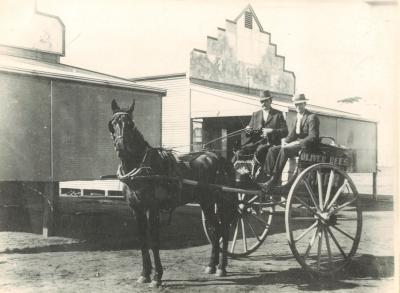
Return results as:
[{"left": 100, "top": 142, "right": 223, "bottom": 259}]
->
[
  {"left": 245, "top": 11, "right": 253, "bottom": 29},
  {"left": 59, "top": 180, "right": 124, "bottom": 199}
]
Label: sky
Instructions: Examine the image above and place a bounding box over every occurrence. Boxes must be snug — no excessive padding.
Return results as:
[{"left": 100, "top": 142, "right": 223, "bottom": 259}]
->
[
  {"left": 1, "top": 0, "right": 399, "bottom": 167},
  {"left": 29, "top": 0, "right": 397, "bottom": 114}
]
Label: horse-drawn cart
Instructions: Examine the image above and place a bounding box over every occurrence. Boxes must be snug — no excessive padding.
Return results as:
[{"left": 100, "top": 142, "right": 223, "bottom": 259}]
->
[
  {"left": 199, "top": 137, "right": 361, "bottom": 277},
  {"left": 109, "top": 101, "right": 363, "bottom": 286}
]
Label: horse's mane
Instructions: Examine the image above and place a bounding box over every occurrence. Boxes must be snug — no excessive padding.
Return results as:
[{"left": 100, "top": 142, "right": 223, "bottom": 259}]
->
[
  {"left": 133, "top": 126, "right": 150, "bottom": 148},
  {"left": 128, "top": 122, "right": 230, "bottom": 180},
  {"left": 177, "top": 151, "right": 209, "bottom": 163}
]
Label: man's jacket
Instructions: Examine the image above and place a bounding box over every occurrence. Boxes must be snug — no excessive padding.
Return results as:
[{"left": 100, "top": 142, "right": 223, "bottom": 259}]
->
[
  {"left": 246, "top": 108, "right": 288, "bottom": 146},
  {"left": 285, "top": 109, "right": 319, "bottom": 148}
]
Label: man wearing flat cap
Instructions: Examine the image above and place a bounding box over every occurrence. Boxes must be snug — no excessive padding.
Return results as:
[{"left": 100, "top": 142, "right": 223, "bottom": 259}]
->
[
  {"left": 260, "top": 93, "right": 320, "bottom": 191},
  {"left": 237, "top": 90, "right": 288, "bottom": 179}
]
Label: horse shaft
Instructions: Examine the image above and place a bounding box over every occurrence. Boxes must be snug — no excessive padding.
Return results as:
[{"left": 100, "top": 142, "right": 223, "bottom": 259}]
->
[{"left": 123, "top": 176, "right": 263, "bottom": 196}]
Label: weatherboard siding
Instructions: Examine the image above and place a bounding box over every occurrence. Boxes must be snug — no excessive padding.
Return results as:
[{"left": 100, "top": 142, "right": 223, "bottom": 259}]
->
[{"left": 136, "top": 76, "right": 191, "bottom": 153}]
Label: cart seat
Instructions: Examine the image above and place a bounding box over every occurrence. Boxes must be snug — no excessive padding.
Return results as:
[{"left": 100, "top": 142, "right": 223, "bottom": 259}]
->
[{"left": 297, "top": 137, "right": 354, "bottom": 172}]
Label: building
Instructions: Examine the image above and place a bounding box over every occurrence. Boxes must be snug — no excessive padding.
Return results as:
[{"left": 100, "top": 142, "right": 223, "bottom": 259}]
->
[
  {"left": 133, "top": 5, "right": 377, "bottom": 194},
  {"left": 0, "top": 5, "right": 165, "bottom": 234}
]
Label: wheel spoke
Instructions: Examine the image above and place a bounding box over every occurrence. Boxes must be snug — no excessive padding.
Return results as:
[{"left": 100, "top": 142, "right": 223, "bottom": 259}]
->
[
  {"left": 244, "top": 215, "right": 261, "bottom": 241},
  {"left": 335, "top": 207, "right": 357, "bottom": 213},
  {"left": 290, "top": 217, "right": 316, "bottom": 221},
  {"left": 251, "top": 214, "right": 270, "bottom": 228},
  {"left": 330, "top": 223, "right": 355, "bottom": 241},
  {"left": 286, "top": 165, "right": 360, "bottom": 273},
  {"left": 327, "top": 179, "right": 349, "bottom": 210},
  {"left": 317, "top": 170, "right": 324, "bottom": 210},
  {"left": 294, "top": 221, "right": 318, "bottom": 243},
  {"left": 324, "top": 170, "right": 335, "bottom": 208},
  {"left": 241, "top": 218, "right": 247, "bottom": 252},
  {"left": 293, "top": 196, "right": 319, "bottom": 217},
  {"left": 326, "top": 226, "right": 348, "bottom": 260},
  {"left": 303, "top": 179, "right": 320, "bottom": 211},
  {"left": 230, "top": 217, "right": 240, "bottom": 253},
  {"left": 324, "top": 227, "right": 333, "bottom": 268},
  {"left": 247, "top": 195, "right": 259, "bottom": 204},
  {"left": 317, "top": 228, "right": 323, "bottom": 270},
  {"left": 329, "top": 197, "right": 358, "bottom": 215},
  {"left": 304, "top": 226, "right": 320, "bottom": 260}
]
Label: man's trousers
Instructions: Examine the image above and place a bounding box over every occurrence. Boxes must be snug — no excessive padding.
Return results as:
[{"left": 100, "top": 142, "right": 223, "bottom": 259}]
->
[{"left": 264, "top": 144, "right": 302, "bottom": 178}]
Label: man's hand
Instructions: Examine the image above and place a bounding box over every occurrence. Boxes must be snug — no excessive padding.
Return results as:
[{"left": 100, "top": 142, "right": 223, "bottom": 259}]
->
[
  {"left": 261, "top": 128, "right": 274, "bottom": 138},
  {"left": 283, "top": 140, "right": 300, "bottom": 148},
  {"left": 245, "top": 126, "right": 252, "bottom": 135}
]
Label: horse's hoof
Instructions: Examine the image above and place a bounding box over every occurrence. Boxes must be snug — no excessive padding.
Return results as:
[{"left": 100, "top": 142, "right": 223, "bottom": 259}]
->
[
  {"left": 149, "top": 280, "right": 162, "bottom": 288},
  {"left": 136, "top": 276, "right": 151, "bottom": 283},
  {"left": 204, "top": 266, "right": 216, "bottom": 274},
  {"left": 216, "top": 268, "right": 227, "bottom": 277}
]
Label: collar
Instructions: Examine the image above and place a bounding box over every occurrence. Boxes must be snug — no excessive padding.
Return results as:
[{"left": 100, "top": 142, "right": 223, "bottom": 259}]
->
[{"left": 297, "top": 111, "right": 305, "bottom": 117}]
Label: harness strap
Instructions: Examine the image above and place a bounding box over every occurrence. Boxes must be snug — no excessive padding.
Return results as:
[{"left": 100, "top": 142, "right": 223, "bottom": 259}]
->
[
  {"left": 117, "top": 165, "right": 152, "bottom": 183},
  {"left": 112, "top": 112, "right": 132, "bottom": 118}
]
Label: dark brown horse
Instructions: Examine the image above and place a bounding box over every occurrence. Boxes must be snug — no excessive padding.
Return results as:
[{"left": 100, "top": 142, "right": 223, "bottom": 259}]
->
[{"left": 108, "top": 99, "right": 236, "bottom": 287}]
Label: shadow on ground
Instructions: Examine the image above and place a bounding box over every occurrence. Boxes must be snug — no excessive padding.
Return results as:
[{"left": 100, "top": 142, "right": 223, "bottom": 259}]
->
[
  {"left": 165, "top": 269, "right": 359, "bottom": 291},
  {"left": 0, "top": 205, "right": 211, "bottom": 254},
  {"left": 165, "top": 270, "right": 360, "bottom": 291},
  {"left": 165, "top": 254, "right": 393, "bottom": 291}
]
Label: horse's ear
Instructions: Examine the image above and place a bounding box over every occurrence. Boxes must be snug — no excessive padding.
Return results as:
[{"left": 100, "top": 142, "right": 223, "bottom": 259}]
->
[
  {"left": 111, "top": 99, "right": 120, "bottom": 113},
  {"left": 128, "top": 99, "right": 135, "bottom": 114}
]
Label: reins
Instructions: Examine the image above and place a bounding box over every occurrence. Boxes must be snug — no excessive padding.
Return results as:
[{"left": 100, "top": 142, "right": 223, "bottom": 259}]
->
[
  {"left": 117, "top": 145, "right": 152, "bottom": 182},
  {"left": 202, "top": 128, "right": 245, "bottom": 148}
]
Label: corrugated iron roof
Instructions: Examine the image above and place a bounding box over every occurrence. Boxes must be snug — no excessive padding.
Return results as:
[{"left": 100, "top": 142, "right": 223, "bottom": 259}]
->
[{"left": 0, "top": 54, "right": 166, "bottom": 95}]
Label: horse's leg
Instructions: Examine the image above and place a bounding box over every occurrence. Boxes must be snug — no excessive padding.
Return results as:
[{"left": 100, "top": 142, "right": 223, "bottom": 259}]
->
[
  {"left": 217, "top": 198, "right": 236, "bottom": 277},
  {"left": 201, "top": 202, "right": 219, "bottom": 274},
  {"left": 148, "top": 206, "right": 163, "bottom": 287},
  {"left": 135, "top": 209, "right": 152, "bottom": 283},
  {"left": 216, "top": 220, "right": 229, "bottom": 277}
]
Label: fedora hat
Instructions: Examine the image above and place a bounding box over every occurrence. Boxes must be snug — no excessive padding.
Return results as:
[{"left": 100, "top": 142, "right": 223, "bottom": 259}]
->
[
  {"left": 292, "top": 93, "right": 308, "bottom": 104},
  {"left": 260, "top": 90, "right": 272, "bottom": 102}
]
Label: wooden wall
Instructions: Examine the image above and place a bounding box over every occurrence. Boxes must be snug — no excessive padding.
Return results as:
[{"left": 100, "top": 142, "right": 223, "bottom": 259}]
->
[
  {"left": 137, "top": 75, "right": 191, "bottom": 153},
  {"left": 286, "top": 110, "right": 377, "bottom": 173},
  {"left": 0, "top": 73, "right": 52, "bottom": 181},
  {"left": 0, "top": 71, "right": 163, "bottom": 182},
  {"left": 51, "top": 81, "right": 162, "bottom": 181}
]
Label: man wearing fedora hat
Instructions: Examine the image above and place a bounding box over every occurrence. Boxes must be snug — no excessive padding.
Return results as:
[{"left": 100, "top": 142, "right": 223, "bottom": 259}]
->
[
  {"left": 236, "top": 90, "right": 288, "bottom": 179},
  {"left": 260, "top": 93, "right": 320, "bottom": 191}
]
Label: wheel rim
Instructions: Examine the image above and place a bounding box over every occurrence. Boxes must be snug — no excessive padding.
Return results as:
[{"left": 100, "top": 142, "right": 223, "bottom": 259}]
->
[
  {"left": 285, "top": 163, "right": 362, "bottom": 276},
  {"left": 202, "top": 192, "right": 274, "bottom": 257}
]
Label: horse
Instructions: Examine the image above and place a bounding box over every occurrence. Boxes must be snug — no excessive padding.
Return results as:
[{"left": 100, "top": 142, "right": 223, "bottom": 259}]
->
[{"left": 108, "top": 99, "right": 236, "bottom": 287}]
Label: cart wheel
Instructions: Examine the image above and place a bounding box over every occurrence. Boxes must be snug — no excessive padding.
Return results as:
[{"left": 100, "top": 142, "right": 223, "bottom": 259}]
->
[
  {"left": 202, "top": 191, "right": 274, "bottom": 257},
  {"left": 285, "top": 163, "right": 362, "bottom": 276}
]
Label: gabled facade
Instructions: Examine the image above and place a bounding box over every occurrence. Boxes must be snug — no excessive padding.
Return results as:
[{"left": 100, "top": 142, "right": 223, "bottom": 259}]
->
[
  {"left": 133, "top": 5, "right": 376, "bottom": 177},
  {"left": 134, "top": 5, "right": 296, "bottom": 154},
  {"left": 190, "top": 4, "right": 295, "bottom": 96}
]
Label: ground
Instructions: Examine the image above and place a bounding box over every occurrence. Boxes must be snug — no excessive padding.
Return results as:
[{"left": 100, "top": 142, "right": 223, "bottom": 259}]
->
[{"left": 0, "top": 200, "right": 395, "bottom": 293}]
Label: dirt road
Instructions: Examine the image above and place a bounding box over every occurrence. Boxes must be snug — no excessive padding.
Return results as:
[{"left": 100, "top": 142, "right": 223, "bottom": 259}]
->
[{"left": 0, "top": 202, "right": 395, "bottom": 293}]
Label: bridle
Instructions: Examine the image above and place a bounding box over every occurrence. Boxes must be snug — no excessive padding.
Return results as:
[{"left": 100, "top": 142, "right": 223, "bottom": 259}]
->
[
  {"left": 109, "top": 111, "right": 151, "bottom": 179},
  {"left": 109, "top": 112, "right": 136, "bottom": 147}
]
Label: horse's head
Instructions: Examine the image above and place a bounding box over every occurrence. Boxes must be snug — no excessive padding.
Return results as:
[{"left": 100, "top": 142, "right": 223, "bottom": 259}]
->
[{"left": 108, "top": 99, "right": 138, "bottom": 160}]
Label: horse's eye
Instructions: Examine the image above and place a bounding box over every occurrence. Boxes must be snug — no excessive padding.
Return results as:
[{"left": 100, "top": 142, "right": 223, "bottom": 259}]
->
[{"left": 108, "top": 120, "right": 114, "bottom": 133}]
